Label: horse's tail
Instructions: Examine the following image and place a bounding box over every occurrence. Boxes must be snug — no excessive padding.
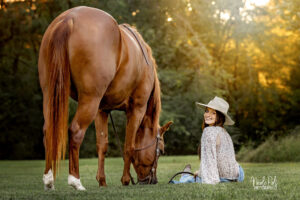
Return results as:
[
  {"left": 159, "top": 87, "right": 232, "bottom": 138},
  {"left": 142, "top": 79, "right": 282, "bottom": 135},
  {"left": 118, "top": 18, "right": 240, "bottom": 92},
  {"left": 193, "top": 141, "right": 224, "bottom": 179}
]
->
[{"left": 44, "top": 17, "right": 72, "bottom": 178}]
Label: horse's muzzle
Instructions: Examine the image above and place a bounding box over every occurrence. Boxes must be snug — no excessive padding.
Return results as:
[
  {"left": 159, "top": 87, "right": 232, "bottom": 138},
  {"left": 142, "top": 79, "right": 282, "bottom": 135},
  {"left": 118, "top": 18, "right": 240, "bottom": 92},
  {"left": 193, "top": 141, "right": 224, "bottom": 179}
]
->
[
  {"left": 151, "top": 178, "right": 158, "bottom": 184},
  {"left": 138, "top": 176, "right": 158, "bottom": 185}
]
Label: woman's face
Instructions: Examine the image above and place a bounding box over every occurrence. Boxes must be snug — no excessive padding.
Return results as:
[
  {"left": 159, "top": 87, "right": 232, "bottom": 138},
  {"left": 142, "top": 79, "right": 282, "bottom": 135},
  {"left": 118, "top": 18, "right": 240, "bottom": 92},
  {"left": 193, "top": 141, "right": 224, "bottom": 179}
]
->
[{"left": 204, "top": 107, "right": 217, "bottom": 126}]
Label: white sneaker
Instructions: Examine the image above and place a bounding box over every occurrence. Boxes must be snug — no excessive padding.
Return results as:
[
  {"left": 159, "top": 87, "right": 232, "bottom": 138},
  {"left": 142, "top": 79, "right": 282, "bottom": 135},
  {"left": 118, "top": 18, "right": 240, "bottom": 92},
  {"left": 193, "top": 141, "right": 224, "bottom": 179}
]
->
[
  {"left": 68, "top": 175, "right": 86, "bottom": 191},
  {"left": 43, "top": 169, "right": 55, "bottom": 191}
]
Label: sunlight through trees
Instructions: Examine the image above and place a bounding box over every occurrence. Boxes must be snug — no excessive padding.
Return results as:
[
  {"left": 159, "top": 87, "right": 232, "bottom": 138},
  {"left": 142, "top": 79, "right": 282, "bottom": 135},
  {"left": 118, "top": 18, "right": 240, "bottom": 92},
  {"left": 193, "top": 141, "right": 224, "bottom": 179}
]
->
[{"left": 0, "top": 0, "right": 299, "bottom": 158}]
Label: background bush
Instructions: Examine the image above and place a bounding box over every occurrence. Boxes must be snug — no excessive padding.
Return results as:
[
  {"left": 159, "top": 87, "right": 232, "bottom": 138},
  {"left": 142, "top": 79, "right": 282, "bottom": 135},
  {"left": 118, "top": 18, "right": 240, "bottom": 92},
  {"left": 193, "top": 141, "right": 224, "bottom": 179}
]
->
[{"left": 237, "top": 126, "right": 300, "bottom": 162}]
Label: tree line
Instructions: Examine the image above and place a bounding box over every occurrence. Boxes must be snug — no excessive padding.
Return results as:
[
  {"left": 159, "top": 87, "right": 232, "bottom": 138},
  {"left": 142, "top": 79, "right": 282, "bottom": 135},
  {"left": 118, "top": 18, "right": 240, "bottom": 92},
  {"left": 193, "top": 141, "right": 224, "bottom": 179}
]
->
[{"left": 0, "top": 0, "right": 299, "bottom": 159}]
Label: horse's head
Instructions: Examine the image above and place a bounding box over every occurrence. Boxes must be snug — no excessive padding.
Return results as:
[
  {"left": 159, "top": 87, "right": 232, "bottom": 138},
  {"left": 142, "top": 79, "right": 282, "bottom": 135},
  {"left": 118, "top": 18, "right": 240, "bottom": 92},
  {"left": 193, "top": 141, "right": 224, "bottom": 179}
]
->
[{"left": 132, "top": 121, "right": 172, "bottom": 184}]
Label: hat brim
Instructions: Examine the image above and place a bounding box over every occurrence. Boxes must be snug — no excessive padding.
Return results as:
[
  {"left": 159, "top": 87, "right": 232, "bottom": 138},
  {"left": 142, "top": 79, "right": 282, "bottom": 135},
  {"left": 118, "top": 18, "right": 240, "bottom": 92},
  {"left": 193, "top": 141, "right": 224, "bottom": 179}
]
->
[{"left": 195, "top": 102, "right": 235, "bottom": 126}]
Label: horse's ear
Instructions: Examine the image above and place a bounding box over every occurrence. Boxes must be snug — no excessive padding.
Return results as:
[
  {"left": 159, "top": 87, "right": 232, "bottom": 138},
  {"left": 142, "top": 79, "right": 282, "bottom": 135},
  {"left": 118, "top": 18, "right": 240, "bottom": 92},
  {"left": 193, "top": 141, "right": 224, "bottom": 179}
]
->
[{"left": 160, "top": 121, "right": 173, "bottom": 137}]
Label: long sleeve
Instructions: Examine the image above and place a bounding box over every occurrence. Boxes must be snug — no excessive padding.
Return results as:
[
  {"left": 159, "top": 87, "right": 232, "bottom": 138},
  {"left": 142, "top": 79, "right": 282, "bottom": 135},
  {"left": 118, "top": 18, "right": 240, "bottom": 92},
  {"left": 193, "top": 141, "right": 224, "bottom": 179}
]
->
[{"left": 199, "top": 127, "right": 220, "bottom": 184}]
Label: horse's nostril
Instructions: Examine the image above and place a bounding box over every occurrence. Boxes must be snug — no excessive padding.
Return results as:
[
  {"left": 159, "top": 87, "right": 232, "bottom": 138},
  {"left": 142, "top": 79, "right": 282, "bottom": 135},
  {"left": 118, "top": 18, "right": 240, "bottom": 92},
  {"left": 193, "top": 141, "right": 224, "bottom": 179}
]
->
[{"left": 151, "top": 179, "right": 158, "bottom": 184}]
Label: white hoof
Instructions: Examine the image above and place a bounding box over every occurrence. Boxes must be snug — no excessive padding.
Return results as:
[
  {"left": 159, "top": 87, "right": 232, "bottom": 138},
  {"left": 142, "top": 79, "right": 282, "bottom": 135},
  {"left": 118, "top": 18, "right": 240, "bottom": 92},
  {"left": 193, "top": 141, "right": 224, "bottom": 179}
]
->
[
  {"left": 44, "top": 184, "right": 55, "bottom": 191},
  {"left": 43, "top": 169, "right": 55, "bottom": 191},
  {"left": 68, "top": 175, "right": 86, "bottom": 191}
]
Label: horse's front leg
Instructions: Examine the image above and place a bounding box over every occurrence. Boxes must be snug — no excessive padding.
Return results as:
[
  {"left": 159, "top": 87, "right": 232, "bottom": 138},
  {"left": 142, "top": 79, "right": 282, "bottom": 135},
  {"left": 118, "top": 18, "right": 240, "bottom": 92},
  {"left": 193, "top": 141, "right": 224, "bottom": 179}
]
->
[
  {"left": 95, "top": 110, "right": 109, "bottom": 187},
  {"left": 121, "top": 106, "right": 147, "bottom": 185}
]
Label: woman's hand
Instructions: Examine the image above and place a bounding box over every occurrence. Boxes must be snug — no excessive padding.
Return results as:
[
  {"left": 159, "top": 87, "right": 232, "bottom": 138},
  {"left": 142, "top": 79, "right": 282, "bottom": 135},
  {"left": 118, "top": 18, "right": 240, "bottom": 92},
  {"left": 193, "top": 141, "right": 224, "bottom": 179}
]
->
[{"left": 194, "top": 170, "right": 199, "bottom": 178}]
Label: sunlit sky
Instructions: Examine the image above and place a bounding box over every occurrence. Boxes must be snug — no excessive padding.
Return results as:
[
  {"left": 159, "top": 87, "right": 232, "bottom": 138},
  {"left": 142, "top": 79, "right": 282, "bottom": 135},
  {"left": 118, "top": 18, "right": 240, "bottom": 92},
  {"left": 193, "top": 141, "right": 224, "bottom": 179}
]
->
[
  {"left": 219, "top": 0, "right": 270, "bottom": 22},
  {"left": 167, "top": 0, "right": 272, "bottom": 23},
  {"left": 245, "top": 0, "right": 270, "bottom": 10},
  {"left": 2, "top": 0, "right": 270, "bottom": 23}
]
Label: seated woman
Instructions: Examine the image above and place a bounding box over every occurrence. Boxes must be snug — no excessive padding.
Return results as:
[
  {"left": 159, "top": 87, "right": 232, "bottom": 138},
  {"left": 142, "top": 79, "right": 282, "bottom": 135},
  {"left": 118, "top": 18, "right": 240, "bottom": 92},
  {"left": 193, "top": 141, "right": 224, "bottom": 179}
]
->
[{"left": 171, "top": 96, "right": 244, "bottom": 184}]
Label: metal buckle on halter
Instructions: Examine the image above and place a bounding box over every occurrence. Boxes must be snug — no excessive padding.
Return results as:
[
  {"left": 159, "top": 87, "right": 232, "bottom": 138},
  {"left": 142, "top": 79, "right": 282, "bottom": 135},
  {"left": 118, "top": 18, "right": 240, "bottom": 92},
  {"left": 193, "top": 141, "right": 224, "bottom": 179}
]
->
[{"left": 156, "top": 148, "right": 160, "bottom": 155}]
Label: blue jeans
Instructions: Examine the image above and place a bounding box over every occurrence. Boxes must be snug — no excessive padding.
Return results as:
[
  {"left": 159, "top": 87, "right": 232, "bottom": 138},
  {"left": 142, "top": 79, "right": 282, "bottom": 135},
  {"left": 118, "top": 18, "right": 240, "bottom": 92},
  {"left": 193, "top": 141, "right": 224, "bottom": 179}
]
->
[{"left": 171, "top": 165, "right": 244, "bottom": 184}]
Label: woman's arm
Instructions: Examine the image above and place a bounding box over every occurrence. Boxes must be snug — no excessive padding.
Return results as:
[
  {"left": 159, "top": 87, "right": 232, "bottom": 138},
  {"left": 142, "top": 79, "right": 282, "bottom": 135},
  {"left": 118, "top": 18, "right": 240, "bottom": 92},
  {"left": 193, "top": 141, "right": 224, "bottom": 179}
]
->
[
  {"left": 200, "top": 127, "right": 220, "bottom": 184},
  {"left": 197, "top": 143, "right": 201, "bottom": 160}
]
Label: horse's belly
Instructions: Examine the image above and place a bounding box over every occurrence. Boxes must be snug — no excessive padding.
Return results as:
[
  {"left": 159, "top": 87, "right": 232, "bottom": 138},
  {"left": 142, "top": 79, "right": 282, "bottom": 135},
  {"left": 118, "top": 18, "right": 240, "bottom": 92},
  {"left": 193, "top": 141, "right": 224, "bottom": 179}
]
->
[
  {"left": 99, "top": 76, "right": 138, "bottom": 110},
  {"left": 100, "top": 59, "right": 145, "bottom": 111},
  {"left": 100, "top": 90, "right": 129, "bottom": 111}
]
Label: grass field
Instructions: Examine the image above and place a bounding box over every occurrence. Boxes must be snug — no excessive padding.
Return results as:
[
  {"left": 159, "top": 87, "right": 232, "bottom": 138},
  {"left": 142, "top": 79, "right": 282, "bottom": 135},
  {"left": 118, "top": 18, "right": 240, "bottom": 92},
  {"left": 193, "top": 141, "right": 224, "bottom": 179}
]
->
[{"left": 0, "top": 156, "right": 300, "bottom": 200}]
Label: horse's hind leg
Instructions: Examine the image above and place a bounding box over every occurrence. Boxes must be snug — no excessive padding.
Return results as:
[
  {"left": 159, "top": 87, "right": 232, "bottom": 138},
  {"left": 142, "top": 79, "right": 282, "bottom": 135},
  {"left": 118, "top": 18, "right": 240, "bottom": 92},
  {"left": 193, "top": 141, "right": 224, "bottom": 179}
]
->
[
  {"left": 42, "top": 92, "right": 55, "bottom": 190},
  {"left": 68, "top": 95, "right": 101, "bottom": 190},
  {"left": 42, "top": 124, "right": 55, "bottom": 190},
  {"left": 95, "top": 110, "right": 109, "bottom": 187}
]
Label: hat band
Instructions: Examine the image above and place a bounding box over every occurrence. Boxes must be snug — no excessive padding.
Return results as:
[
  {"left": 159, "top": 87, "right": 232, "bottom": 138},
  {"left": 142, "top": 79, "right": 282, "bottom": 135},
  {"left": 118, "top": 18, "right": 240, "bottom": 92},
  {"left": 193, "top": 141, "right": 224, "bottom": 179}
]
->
[{"left": 206, "top": 104, "right": 228, "bottom": 114}]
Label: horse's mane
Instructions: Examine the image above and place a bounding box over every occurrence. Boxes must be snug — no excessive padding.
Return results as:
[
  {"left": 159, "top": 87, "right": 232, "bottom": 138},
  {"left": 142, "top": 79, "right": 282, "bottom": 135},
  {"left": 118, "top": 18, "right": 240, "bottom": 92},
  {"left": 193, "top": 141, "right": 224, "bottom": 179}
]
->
[{"left": 124, "top": 24, "right": 161, "bottom": 134}]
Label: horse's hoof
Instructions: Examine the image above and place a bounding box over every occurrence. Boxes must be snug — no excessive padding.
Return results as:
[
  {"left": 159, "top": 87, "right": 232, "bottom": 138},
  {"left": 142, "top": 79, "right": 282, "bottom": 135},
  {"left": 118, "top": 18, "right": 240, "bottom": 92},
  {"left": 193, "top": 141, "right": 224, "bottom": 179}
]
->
[
  {"left": 68, "top": 175, "right": 86, "bottom": 191},
  {"left": 43, "top": 169, "right": 55, "bottom": 191},
  {"left": 121, "top": 176, "right": 130, "bottom": 186},
  {"left": 96, "top": 176, "right": 107, "bottom": 187},
  {"left": 98, "top": 182, "right": 107, "bottom": 187},
  {"left": 44, "top": 184, "right": 55, "bottom": 191}
]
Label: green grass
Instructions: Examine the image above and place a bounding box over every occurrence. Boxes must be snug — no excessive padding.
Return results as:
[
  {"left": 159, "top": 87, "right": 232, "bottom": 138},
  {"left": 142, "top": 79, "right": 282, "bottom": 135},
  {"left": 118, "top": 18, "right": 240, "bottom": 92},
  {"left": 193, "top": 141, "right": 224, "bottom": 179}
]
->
[{"left": 0, "top": 156, "right": 300, "bottom": 200}]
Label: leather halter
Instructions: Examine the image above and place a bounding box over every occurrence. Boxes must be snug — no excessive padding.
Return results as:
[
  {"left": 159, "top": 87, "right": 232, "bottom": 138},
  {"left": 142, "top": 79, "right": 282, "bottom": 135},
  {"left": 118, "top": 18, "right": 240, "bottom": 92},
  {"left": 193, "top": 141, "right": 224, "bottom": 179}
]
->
[{"left": 134, "top": 131, "right": 163, "bottom": 184}]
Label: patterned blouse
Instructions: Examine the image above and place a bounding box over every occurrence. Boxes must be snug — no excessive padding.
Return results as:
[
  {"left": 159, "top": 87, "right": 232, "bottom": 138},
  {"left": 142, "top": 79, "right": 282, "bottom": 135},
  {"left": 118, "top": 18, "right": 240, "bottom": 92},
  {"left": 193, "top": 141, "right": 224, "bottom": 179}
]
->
[{"left": 199, "top": 126, "right": 239, "bottom": 184}]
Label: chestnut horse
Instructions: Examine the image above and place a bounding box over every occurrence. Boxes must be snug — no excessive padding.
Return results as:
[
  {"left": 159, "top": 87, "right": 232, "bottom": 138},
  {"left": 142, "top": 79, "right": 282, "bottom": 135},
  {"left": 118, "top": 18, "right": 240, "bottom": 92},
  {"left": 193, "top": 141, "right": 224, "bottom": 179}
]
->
[{"left": 38, "top": 6, "right": 172, "bottom": 190}]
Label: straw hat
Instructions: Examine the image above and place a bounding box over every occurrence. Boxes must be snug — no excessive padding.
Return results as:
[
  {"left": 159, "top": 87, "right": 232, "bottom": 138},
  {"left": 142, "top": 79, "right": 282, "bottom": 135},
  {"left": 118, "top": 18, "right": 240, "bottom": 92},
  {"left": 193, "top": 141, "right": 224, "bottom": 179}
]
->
[{"left": 195, "top": 96, "right": 235, "bottom": 126}]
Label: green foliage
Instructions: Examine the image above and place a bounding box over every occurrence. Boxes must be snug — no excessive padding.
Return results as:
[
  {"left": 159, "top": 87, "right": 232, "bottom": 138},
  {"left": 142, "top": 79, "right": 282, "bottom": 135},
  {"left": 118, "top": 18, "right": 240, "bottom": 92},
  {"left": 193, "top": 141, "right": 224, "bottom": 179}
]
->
[
  {"left": 237, "top": 126, "right": 300, "bottom": 162},
  {"left": 0, "top": 0, "right": 300, "bottom": 159},
  {"left": 1, "top": 157, "right": 300, "bottom": 199},
  {"left": 0, "top": 1, "right": 44, "bottom": 159}
]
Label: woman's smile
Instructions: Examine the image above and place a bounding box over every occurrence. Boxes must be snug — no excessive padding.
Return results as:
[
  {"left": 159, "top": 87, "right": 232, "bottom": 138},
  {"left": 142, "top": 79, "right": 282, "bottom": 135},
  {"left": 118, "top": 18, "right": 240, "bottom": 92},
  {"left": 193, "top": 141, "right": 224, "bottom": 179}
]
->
[{"left": 204, "top": 107, "right": 217, "bottom": 126}]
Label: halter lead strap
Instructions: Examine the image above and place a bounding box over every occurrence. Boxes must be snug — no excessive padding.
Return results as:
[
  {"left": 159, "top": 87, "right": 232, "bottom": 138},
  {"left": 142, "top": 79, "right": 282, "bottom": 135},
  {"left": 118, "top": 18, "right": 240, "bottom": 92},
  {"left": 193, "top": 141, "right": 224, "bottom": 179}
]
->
[
  {"left": 136, "top": 132, "right": 161, "bottom": 184},
  {"left": 109, "top": 113, "right": 136, "bottom": 185}
]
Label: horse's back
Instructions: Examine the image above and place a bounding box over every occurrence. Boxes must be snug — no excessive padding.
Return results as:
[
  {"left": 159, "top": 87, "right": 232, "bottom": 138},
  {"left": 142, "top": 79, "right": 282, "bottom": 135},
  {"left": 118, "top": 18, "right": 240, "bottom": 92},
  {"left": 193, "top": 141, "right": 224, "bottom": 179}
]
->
[
  {"left": 39, "top": 6, "right": 121, "bottom": 93},
  {"left": 67, "top": 7, "right": 147, "bottom": 107},
  {"left": 67, "top": 7, "right": 122, "bottom": 98},
  {"left": 67, "top": 7, "right": 150, "bottom": 110},
  {"left": 39, "top": 6, "right": 152, "bottom": 111}
]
